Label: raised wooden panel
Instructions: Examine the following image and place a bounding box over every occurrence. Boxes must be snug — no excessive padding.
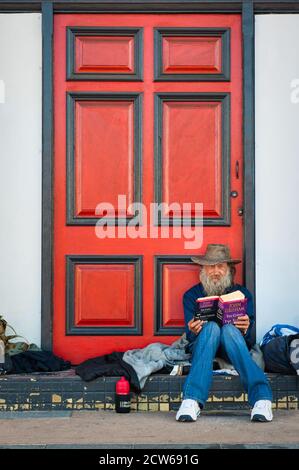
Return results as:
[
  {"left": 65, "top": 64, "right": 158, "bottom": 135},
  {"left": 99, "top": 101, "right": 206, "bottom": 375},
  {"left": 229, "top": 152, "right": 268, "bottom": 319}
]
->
[
  {"left": 163, "top": 36, "right": 222, "bottom": 74},
  {"left": 75, "top": 265, "right": 135, "bottom": 326},
  {"left": 155, "top": 256, "right": 200, "bottom": 335},
  {"left": 75, "top": 36, "right": 135, "bottom": 74},
  {"left": 66, "top": 255, "right": 143, "bottom": 335},
  {"left": 154, "top": 28, "right": 230, "bottom": 81},
  {"left": 67, "top": 27, "right": 143, "bottom": 81},
  {"left": 154, "top": 93, "right": 230, "bottom": 226},
  {"left": 66, "top": 92, "right": 142, "bottom": 225}
]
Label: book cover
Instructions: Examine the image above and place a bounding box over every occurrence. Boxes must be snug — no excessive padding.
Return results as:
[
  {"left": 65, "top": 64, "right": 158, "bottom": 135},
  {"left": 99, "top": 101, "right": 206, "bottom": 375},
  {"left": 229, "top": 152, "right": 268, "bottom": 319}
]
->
[
  {"left": 194, "top": 296, "right": 220, "bottom": 324},
  {"left": 194, "top": 291, "right": 247, "bottom": 326},
  {"left": 217, "top": 291, "right": 248, "bottom": 325},
  {"left": 217, "top": 298, "right": 248, "bottom": 325}
]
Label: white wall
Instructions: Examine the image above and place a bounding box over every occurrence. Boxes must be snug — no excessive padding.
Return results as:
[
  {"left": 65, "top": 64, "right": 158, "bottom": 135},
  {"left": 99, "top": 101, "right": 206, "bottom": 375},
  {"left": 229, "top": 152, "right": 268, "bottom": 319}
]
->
[
  {"left": 0, "top": 14, "right": 42, "bottom": 345},
  {"left": 255, "top": 15, "right": 299, "bottom": 341}
]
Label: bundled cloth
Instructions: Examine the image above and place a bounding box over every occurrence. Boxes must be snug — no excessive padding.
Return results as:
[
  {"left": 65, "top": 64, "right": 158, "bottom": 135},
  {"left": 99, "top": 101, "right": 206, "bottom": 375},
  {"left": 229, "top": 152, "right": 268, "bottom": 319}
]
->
[
  {"left": 75, "top": 351, "right": 141, "bottom": 392},
  {"left": 75, "top": 335, "right": 191, "bottom": 392},
  {"left": 260, "top": 323, "right": 299, "bottom": 375},
  {"left": 122, "top": 334, "right": 191, "bottom": 388},
  {"left": 1, "top": 350, "right": 71, "bottom": 375},
  {"left": 260, "top": 324, "right": 299, "bottom": 347}
]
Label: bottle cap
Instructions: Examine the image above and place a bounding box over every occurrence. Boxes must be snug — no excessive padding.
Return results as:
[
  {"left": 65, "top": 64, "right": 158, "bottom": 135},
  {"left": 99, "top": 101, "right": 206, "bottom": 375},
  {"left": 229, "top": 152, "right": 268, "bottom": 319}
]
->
[{"left": 116, "top": 376, "right": 130, "bottom": 394}]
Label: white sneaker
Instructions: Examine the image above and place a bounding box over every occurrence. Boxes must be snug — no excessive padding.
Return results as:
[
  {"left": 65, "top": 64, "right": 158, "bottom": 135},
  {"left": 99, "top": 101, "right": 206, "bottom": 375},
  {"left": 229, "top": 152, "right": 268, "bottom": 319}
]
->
[
  {"left": 176, "top": 399, "right": 200, "bottom": 422},
  {"left": 251, "top": 400, "right": 273, "bottom": 422}
]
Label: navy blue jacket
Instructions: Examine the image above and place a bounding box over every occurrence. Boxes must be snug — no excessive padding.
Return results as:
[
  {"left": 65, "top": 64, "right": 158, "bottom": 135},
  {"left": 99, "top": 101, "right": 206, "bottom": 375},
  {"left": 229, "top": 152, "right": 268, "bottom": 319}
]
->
[{"left": 183, "top": 282, "right": 255, "bottom": 350}]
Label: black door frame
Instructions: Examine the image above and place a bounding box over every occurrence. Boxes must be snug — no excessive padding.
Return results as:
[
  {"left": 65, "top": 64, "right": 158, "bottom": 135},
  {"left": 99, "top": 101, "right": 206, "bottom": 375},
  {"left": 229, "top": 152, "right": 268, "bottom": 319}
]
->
[{"left": 0, "top": 0, "right": 296, "bottom": 350}]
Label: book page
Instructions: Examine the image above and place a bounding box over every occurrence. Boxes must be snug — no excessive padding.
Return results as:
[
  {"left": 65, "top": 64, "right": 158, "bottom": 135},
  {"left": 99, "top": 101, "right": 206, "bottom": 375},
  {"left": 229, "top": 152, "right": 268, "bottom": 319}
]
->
[
  {"left": 219, "top": 290, "right": 245, "bottom": 302},
  {"left": 196, "top": 296, "right": 219, "bottom": 302}
]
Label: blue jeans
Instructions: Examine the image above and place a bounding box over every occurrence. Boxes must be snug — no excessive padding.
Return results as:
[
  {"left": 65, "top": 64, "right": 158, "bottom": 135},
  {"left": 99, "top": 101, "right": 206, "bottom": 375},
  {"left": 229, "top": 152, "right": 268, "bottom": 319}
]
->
[{"left": 183, "top": 321, "right": 273, "bottom": 407}]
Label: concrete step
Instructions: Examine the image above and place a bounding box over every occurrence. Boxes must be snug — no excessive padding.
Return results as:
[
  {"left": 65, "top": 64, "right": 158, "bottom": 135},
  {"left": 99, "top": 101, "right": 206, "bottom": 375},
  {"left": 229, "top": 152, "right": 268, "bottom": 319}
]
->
[{"left": 0, "top": 369, "right": 298, "bottom": 412}]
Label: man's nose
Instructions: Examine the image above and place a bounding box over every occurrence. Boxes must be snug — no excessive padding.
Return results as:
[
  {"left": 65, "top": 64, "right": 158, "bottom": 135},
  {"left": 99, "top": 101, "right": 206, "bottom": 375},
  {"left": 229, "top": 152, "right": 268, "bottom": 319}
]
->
[{"left": 212, "top": 266, "right": 221, "bottom": 274}]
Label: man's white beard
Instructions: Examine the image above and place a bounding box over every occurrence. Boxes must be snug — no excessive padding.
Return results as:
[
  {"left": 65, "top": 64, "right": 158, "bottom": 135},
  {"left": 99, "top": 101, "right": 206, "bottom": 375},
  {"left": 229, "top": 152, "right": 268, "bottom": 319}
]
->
[{"left": 200, "top": 268, "right": 233, "bottom": 296}]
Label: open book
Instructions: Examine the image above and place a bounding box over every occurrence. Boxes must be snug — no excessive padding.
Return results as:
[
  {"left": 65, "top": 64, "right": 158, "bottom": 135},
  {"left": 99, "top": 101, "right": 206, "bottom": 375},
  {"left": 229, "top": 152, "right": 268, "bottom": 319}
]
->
[{"left": 194, "top": 290, "right": 248, "bottom": 326}]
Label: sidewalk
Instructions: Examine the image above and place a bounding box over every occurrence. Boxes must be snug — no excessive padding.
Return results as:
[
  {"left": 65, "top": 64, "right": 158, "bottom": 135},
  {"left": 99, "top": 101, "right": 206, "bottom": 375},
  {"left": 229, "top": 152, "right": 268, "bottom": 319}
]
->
[{"left": 0, "top": 409, "right": 298, "bottom": 448}]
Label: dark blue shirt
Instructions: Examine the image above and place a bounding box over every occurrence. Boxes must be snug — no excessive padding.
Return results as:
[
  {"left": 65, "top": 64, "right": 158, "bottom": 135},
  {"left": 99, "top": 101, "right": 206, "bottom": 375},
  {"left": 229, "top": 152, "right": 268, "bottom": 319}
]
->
[{"left": 183, "top": 283, "right": 255, "bottom": 349}]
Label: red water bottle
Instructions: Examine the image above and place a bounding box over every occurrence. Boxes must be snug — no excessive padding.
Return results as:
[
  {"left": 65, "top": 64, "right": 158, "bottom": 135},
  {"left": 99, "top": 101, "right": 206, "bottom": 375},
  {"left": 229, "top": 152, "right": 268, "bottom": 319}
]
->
[{"left": 115, "top": 376, "right": 131, "bottom": 413}]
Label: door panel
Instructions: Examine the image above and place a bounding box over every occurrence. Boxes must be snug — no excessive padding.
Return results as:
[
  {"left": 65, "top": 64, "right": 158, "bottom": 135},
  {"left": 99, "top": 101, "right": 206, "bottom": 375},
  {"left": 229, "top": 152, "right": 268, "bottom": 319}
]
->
[
  {"left": 54, "top": 13, "right": 243, "bottom": 364},
  {"left": 67, "top": 26, "right": 143, "bottom": 80},
  {"left": 154, "top": 27, "right": 230, "bottom": 80},
  {"left": 66, "top": 92, "right": 142, "bottom": 225},
  {"left": 155, "top": 92, "right": 230, "bottom": 225},
  {"left": 66, "top": 255, "right": 142, "bottom": 336}
]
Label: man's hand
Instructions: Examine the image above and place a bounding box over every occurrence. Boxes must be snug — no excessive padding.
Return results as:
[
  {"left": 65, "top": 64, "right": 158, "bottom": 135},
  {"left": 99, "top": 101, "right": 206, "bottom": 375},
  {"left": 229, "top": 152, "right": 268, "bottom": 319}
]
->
[
  {"left": 233, "top": 314, "right": 250, "bottom": 334},
  {"left": 188, "top": 318, "right": 206, "bottom": 335}
]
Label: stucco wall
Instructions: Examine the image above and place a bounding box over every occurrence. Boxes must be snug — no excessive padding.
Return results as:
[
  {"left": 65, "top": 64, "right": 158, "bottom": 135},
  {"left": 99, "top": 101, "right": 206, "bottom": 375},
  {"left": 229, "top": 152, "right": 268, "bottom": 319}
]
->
[
  {"left": 0, "top": 14, "right": 42, "bottom": 345},
  {"left": 255, "top": 14, "right": 299, "bottom": 341}
]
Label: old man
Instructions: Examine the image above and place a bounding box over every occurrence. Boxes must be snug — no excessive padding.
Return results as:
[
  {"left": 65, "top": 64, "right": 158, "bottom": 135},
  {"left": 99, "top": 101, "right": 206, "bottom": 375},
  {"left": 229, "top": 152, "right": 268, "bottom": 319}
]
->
[{"left": 176, "top": 244, "right": 273, "bottom": 423}]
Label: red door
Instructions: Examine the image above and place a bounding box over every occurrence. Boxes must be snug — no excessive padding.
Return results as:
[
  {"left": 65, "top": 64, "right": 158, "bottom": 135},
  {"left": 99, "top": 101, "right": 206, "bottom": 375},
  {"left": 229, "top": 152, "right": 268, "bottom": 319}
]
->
[{"left": 53, "top": 13, "right": 243, "bottom": 364}]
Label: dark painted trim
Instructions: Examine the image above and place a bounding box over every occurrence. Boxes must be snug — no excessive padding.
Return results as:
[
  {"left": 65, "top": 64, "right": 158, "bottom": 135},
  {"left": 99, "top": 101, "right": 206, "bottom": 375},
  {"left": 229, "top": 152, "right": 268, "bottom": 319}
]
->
[
  {"left": 154, "top": 92, "right": 231, "bottom": 226},
  {"left": 2, "top": 1, "right": 299, "bottom": 14},
  {"left": 66, "top": 26, "right": 143, "bottom": 81},
  {"left": 154, "top": 27, "right": 230, "bottom": 82},
  {"left": 154, "top": 255, "right": 195, "bottom": 335},
  {"left": 41, "top": 1, "right": 54, "bottom": 351},
  {"left": 0, "top": 5, "right": 41, "bottom": 12},
  {"left": 0, "top": 1, "right": 242, "bottom": 13},
  {"left": 66, "top": 255, "right": 143, "bottom": 335},
  {"left": 66, "top": 92, "right": 143, "bottom": 226},
  {"left": 242, "top": 1, "right": 256, "bottom": 344},
  {"left": 255, "top": 1, "right": 299, "bottom": 12}
]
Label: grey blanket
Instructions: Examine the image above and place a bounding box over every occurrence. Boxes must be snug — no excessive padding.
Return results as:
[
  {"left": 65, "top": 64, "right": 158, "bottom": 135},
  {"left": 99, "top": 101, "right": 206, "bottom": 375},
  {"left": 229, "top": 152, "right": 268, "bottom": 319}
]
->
[{"left": 123, "top": 334, "right": 191, "bottom": 389}]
